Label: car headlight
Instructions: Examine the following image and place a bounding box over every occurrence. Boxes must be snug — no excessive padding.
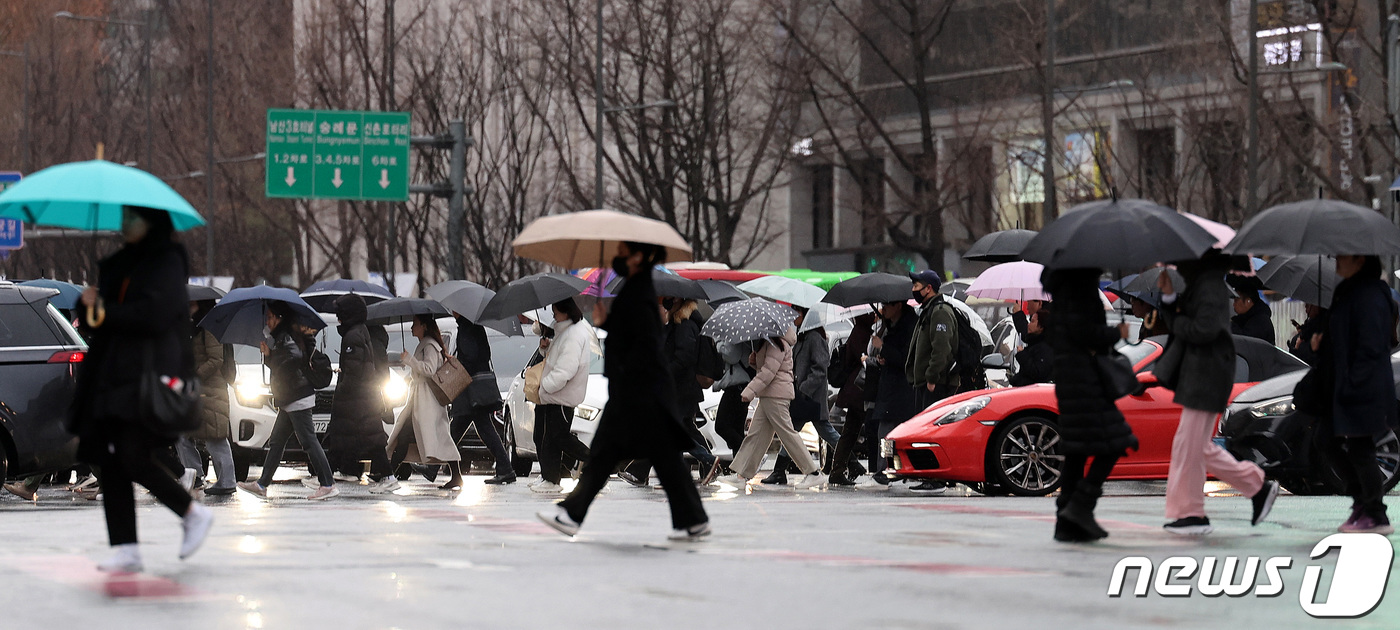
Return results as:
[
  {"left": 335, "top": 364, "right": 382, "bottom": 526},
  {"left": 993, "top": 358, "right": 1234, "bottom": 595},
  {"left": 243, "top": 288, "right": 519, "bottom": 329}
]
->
[
  {"left": 1249, "top": 396, "right": 1295, "bottom": 419},
  {"left": 933, "top": 396, "right": 992, "bottom": 426},
  {"left": 383, "top": 371, "right": 410, "bottom": 407},
  {"left": 235, "top": 378, "right": 271, "bottom": 408},
  {"left": 575, "top": 405, "right": 600, "bottom": 422}
]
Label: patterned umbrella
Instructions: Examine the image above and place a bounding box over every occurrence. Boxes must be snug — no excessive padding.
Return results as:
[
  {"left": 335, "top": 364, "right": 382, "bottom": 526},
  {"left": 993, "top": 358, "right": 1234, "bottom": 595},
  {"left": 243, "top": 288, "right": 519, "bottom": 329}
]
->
[{"left": 701, "top": 298, "right": 798, "bottom": 345}]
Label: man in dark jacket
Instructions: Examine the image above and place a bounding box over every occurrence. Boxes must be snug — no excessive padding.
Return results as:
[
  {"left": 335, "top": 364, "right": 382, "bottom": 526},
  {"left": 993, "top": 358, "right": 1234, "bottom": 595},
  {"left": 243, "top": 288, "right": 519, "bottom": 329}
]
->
[
  {"left": 323, "top": 294, "right": 395, "bottom": 491},
  {"left": 1157, "top": 256, "right": 1276, "bottom": 536},
  {"left": 443, "top": 315, "right": 516, "bottom": 487},
  {"left": 830, "top": 312, "right": 877, "bottom": 485},
  {"left": 870, "top": 300, "right": 917, "bottom": 484},
  {"left": 906, "top": 270, "right": 959, "bottom": 411},
  {"left": 539, "top": 242, "right": 710, "bottom": 541},
  {"left": 1229, "top": 288, "right": 1275, "bottom": 345}
]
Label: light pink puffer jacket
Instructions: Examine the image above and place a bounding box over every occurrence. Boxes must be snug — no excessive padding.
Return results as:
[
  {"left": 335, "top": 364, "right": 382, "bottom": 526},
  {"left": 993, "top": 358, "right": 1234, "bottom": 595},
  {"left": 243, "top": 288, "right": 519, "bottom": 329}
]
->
[{"left": 742, "top": 327, "right": 797, "bottom": 402}]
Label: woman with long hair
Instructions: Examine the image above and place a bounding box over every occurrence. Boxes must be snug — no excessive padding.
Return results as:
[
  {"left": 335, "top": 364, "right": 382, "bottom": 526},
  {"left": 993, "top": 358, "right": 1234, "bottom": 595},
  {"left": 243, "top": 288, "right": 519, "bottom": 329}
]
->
[{"left": 385, "top": 314, "right": 461, "bottom": 484}]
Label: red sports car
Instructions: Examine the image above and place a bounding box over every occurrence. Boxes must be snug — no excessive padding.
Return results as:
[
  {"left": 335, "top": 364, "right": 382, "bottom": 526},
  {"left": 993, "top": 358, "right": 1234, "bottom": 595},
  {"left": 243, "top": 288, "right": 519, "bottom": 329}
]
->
[{"left": 882, "top": 335, "right": 1306, "bottom": 496}]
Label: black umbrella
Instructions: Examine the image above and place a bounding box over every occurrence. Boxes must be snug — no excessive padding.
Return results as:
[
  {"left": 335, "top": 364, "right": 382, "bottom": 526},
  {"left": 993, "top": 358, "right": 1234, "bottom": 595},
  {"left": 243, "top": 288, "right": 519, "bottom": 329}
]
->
[
  {"left": 606, "top": 268, "right": 707, "bottom": 300},
  {"left": 187, "top": 284, "right": 225, "bottom": 302},
  {"left": 299, "top": 278, "right": 394, "bottom": 312},
  {"left": 700, "top": 298, "right": 798, "bottom": 345},
  {"left": 1021, "top": 199, "right": 1217, "bottom": 270},
  {"left": 1226, "top": 200, "right": 1400, "bottom": 257},
  {"left": 1258, "top": 255, "right": 1339, "bottom": 307},
  {"left": 478, "top": 273, "right": 589, "bottom": 321},
  {"left": 963, "top": 229, "right": 1037, "bottom": 263},
  {"left": 199, "top": 286, "right": 325, "bottom": 346},
  {"left": 365, "top": 298, "right": 450, "bottom": 326},
  {"left": 822, "top": 272, "right": 910, "bottom": 307},
  {"left": 696, "top": 279, "right": 749, "bottom": 305}
]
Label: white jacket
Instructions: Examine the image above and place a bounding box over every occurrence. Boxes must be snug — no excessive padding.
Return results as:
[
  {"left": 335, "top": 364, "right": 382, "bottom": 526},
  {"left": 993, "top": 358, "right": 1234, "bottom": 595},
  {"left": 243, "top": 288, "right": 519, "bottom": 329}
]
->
[{"left": 539, "top": 318, "right": 592, "bottom": 407}]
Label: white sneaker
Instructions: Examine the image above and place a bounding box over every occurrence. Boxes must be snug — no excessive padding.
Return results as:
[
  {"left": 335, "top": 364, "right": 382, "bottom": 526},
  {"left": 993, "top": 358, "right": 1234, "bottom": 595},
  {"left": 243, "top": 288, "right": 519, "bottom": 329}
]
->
[
  {"left": 527, "top": 478, "right": 543, "bottom": 488},
  {"left": 794, "top": 473, "right": 828, "bottom": 490},
  {"left": 530, "top": 481, "right": 563, "bottom": 494},
  {"left": 179, "top": 503, "right": 214, "bottom": 559},
  {"left": 714, "top": 473, "right": 749, "bottom": 488},
  {"left": 536, "top": 506, "right": 580, "bottom": 536},
  {"left": 300, "top": 477, "right": 321, "bottom": 490},
  {"left": 97, "top": 544, "right": 143, "bottom": 573},
  {"left": 306, "top": 485, "right": 339, "bottom": 501},
  {"left": 178, "top": 469, "right": 198, "bottom": 492},
  {"left": 667, "top": 521, "right": 712, "bottom": 542},
  {"left": 368, "top": 478, "right": 401, "bottom": 494},
  {"left": 333, "top": 472, "right": 360, "bottom": 483}
]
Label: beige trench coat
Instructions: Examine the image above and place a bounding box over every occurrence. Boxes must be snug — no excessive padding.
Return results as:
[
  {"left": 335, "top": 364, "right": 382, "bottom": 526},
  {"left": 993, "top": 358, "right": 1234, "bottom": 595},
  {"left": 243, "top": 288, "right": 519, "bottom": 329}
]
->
[{"left": 386, "top": 337, "right": 460, "bottom": 464}]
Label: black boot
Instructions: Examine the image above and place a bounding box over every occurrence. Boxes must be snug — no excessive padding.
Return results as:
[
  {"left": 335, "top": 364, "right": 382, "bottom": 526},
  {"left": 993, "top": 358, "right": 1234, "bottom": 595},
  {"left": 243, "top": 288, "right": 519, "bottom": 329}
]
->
[
  {"left": 847, "top": 460, "right": 866, "bottom": 478},
  {"left": 761, "top": 455, "right": 791, "bottom": 485},
  {"left": 1053, "top": 489, "right": 1091, "bottom": 542},
  {"left": 828, "top": 471, "right": 858, "bottom": 486},
  {"left": 1057, "top": 482, "right": 1108, "bottom": 541}
]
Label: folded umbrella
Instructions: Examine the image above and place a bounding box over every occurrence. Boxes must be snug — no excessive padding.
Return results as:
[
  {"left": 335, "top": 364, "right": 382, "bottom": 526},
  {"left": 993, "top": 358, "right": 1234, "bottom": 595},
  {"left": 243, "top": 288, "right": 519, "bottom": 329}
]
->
[
  {"left": 1020, "top": 198, "right": 1217, "bottom": 270},
  {"left": 965, "top": 261, "right": 1049, "bottom": 302},
  {"left": 18, "top": 279, "right": 82, "bottom": 310},
  {"left": 963, "top": 229, "right": 1037, "bottom": 263},
  {"left": 186, "top": 284, "right": 225, "bottom": 302},
  {"left": 696, "top": 279, "right": 748, "bottom": 305},
  {"left": 822, "top": 272, "right": 910, "bottom": 307},
  {"left": 512, "top": 209, "right": 692, "bottom": 269},
  {"left": 1258, "top": 255, "right": 1340, "bottom": 307},
  {"left": 478, "top": 273, "right": 590, "bottom": 321},
  {"left": 365, "top": 297, "right": 450, "bottom": 326},
  {"left": 1225, "top": 199, "right": 1400, "bottom": 257},
  {"left": 0, "top": 160, "right": 205, "bottom": 231},
  {"left": 737, "top": 275, "right": 827, "bottom": 308},
  {"left": 607, "top": 267, "right": 707, "bottom": 300},
  {"left": 701, "top": 298, "right": 798, "bottom": 345},
  {"left": 199, "top": 286, "right": 324, "bottom": 346}
]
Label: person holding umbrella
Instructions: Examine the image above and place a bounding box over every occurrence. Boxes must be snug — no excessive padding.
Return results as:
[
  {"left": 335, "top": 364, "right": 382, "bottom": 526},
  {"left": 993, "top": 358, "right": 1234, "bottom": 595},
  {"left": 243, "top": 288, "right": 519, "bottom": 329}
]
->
[
  {"left": 177, "top": 295, "right": 238, "bottom": 495},
  {"left": 69, "top": 206, "right": 213, "bottom": 572},
  {"left": 538, "top": 242, "right": 710, "bottom": 540},
  {"left": 1288, "top": 303, "right": 1328, "bottom": 366},
  {"left": 1155, "top": 256, "right": 1277, "bottom": 535},
  {"left": 385, "top": 314, "right": 461, "bottom": 485},
  {"left": 322, "top": 294, "right": 397, "bottom": 493},
  {"left": 446, "top": 312, "right": 515, "bottom": 486},
  {"left": 530, "top": 299, "right": 594, "bottom": 494},
  {"left": 238, "top": 302, "right": 339, "bottom": 500},
  {"left": 829, "top": 311, "right": 878, "bottom": 485}
]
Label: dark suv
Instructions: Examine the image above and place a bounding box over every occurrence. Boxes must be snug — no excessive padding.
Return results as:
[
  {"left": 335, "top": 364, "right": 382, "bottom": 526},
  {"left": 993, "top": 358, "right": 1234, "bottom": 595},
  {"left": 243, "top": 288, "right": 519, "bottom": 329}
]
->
[{"left": 0, "top": 281, "right": 85, "bottom": 480}]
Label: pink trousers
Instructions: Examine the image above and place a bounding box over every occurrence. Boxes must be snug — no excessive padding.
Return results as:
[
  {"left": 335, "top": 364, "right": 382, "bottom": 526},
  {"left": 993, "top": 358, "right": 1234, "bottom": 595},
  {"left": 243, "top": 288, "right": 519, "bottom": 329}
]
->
[{"left": 1165, "top": 407, "right": 1265, "bottom": 520}]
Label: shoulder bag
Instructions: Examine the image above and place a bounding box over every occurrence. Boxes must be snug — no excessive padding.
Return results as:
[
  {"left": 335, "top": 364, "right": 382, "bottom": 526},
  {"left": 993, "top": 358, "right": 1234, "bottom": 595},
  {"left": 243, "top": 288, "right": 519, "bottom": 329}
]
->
[
  {"left": 523, "top": 355, "right": 546, "bottom": 404},
  {"left": 427, "top": 345, "right": 473, "bottom": 407},
  {"left": 1094, "top": 350, "right": 1143, "bottom": 400},
  {"left": 138, "top": 343, "right": 203, "bottom": 437}
]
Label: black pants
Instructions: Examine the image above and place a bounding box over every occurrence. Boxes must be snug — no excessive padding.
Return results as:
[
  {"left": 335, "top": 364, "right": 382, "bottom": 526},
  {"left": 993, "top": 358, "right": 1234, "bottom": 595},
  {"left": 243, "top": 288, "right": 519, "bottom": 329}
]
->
[
  {"left": 450, "top": 407, "right": 512, "bottom": 476},
  {"left": 534, "top": 404, "right": 589, "bottom": 483},
  {"left": 1060, "top": 452, "right": 1120, "bottom": 499},
  {"left": 561, "top": 438, "right": 708, "bottom": 530},
  {"left": 714, "top": 385, "right": 748, "bottom": 455},
  {"left": 98, "top": 428, "right": 194, "bottom": 546},
  {"left": 830, "top": 405, "right": 865, "bottom": 476},
  {"left": 1327, "top": 435, "right": 1388, "bottom": 520},
  {"left": 913, "top": 386, "right": 951, "bottom": 414}
]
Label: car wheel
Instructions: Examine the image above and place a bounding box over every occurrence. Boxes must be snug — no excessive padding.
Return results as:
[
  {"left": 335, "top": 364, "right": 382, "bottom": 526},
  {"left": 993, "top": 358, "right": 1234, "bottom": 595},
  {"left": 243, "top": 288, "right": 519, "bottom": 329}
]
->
[
  {"left": 0, "top": 445, "right": 8, "bottom": 482},
  {"left": 1377, "top": 430, "right": 1400, "bottom": 492},
  {"left": 987, "top": 416, "right": 1064, "bottom": 497},
  {"left": 505, "top": 409, "right": 534, "bottom": 478}
]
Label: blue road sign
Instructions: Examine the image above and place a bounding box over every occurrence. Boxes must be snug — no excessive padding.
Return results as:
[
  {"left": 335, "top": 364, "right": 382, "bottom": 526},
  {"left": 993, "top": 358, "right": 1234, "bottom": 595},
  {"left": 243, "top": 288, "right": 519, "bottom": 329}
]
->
[{"left": 0, "top": 172, "right": 23, "bottom": 250}]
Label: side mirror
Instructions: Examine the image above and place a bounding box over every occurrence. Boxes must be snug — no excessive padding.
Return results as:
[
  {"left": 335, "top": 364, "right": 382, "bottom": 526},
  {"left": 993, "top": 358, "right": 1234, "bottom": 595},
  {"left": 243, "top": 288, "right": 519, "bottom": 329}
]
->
[
  {"left": 981, "top": 353, "right": 1006, "bottom": 369},
  {"left": 1136, "top": 371, "right": 1158, "bottom": 386}
]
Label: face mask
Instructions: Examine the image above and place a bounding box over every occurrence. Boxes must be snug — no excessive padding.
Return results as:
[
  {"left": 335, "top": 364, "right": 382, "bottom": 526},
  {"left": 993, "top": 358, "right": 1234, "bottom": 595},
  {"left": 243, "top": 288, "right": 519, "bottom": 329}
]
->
[
  {"left": 912, "top": 290, "right": 924, "bottom": 302},
  {"left": 611, "top": 255, "right": 630, "bottom": 276}
]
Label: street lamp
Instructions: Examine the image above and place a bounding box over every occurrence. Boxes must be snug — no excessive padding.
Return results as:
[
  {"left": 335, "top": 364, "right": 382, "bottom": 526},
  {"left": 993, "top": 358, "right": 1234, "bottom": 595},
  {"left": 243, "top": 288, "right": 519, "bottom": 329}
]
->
[
  {"left": 593, "top": 97, "right": 677, "bottom": 210},
  {"left": 54, "top": 10, "right": 152, "bottom": 170}
]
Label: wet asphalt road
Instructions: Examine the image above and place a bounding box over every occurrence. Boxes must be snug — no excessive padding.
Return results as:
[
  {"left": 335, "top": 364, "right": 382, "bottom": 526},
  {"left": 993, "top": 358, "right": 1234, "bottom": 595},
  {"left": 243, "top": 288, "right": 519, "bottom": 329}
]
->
[{"left": 0, "top": 467, "right": 1396, "bottom": 630}]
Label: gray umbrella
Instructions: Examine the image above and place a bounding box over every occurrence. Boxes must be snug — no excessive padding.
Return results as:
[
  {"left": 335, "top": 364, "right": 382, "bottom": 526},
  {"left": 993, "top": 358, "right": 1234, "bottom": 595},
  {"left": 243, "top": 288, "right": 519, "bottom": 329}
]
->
[
  {"left": 1123, "top": 267, "right": 1187, "bottom": 295},
  {"left": 963, "top": 229, "right": 1037, "bottom": 263},
  {"left": 1225, "top": 199, "right": 1400, "bottom": 256},
  {"left": 1021, "top": 199, "right": 1217, "bottom": 270},
  {"left": 823, "top": 273, "right": 909, "bottom": 307},
  {"left": 1258, "top": 255, "right": 1339, "bottom": 307},
  {"left": 696, "top": 279, "right": 749, "bottom": 305},
  {"left": 700, "top": 298, "right": 798, "bottom": 345},
  {"left": 478, "top": 273, "right": 590, "bottom": 321},
  {"left": 365, "top": 298, "right": 450, "bottom": 326},
  {"left": 606, "top": 268, "right": 707, "bottom": 300},
  {"left": 426, "top": 280, "right": 523, "bottom": 336}
]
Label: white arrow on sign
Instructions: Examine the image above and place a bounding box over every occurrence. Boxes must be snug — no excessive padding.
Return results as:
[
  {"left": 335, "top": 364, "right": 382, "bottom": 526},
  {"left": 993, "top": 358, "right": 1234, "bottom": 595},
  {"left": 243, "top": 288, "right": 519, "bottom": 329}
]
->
[
  {"left": 284, "top": 167, "right": 296, "bottom": 186},
  {"left": 331, "top": 168, "right": 344, "bottom": 188},
  {"left": 378, "top": 169, "right": 390, "bottom": 189}
]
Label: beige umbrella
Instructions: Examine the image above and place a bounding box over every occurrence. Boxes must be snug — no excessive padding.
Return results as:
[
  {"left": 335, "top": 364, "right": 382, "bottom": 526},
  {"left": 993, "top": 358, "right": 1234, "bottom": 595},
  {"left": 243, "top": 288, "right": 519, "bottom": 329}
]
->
[{"left": 512, "top": 209, "right": 692, "bottom": 268}]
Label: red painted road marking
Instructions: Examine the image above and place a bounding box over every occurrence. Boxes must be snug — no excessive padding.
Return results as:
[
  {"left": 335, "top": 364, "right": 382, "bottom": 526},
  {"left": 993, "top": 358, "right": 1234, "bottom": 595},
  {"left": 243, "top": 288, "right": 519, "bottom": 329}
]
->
[
  {"left": 4, "top": 555, "right": 207, "bottom": 600},
  {"left": 702, "top": 549, "right": 1049, "bottom": 576},
  {"left": 895, "top": 503, "right": 1157, "bottom": 530}
]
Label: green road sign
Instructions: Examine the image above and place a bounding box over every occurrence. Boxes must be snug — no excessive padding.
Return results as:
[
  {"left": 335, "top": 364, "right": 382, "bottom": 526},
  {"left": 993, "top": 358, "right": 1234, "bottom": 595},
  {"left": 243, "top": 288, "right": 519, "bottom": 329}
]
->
[{"left": 265, "top": 109, "right": 410, "bottom": 201}]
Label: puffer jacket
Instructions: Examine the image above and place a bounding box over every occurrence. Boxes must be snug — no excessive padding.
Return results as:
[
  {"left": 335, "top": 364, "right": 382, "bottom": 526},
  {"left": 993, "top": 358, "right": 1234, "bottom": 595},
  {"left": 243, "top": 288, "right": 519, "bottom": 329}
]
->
[
  {"left": 1043, "top": 268, "right": 1138, "bottom": 457},
  {"left": 266, "top": 325, "right": 313, "bottom": 408},
  {"left": 539, "top": 318, "right": 592, "bottom": 407},
  {"left": 190, "top": 327, "right": 229, "bottom": 440},
  {"left": 742, "top": 327, "right": 797, "bottom": 402}
]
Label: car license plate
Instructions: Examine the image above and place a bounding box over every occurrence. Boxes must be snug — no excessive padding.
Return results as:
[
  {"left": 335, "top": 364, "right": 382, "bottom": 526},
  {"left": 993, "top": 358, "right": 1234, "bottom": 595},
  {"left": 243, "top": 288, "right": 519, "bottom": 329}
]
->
[
  {"left": 314, "top": 421, "right": 329, "bottom": 433},
  {"left": 879, "top": 439, "right": 895, "bottom": 458}
]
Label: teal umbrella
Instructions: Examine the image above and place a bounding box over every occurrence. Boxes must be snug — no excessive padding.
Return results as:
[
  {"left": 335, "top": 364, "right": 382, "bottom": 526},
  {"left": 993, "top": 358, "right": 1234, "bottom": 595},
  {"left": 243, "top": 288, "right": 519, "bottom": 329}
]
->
[{"left": 0, "top": 160, "right": 205, "bottom": 231}]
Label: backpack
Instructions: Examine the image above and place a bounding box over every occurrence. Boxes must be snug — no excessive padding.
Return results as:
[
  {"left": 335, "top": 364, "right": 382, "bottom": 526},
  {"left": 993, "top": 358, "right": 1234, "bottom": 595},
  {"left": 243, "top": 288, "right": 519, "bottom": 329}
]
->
[
  {"left": 695, "top": 334, "right": 725, "bottom": 387},
  {"left": 307, "top": 348, "right": 334, "bottom": 390},
  {"left": 937, "top": 302, "right": 987, "bottom": 392},
  {"left": 827, "top": 341, "right": 850, "bottom": 389}
]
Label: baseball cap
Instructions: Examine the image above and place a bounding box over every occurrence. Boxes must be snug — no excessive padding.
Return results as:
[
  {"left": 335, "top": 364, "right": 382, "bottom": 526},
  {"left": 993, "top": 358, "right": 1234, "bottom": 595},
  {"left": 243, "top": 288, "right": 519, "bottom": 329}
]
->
[{"left": 909, "top": 270, "right": 943, "bottom": 291}]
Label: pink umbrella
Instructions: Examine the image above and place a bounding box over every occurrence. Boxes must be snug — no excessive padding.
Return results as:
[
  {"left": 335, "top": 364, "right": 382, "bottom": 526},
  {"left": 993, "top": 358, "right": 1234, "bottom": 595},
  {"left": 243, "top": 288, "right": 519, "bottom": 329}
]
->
[
  {"left": 966, "top": 261, "right": 1050, "bottom": 302},
  {"left": 1181, "top": 212, "right": 1236, "bottom": 249}
]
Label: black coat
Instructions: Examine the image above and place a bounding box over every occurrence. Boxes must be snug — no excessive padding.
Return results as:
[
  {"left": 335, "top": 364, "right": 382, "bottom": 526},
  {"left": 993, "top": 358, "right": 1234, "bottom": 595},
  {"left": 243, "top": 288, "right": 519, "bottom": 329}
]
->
[
  {"left": 1231, "top": 299, "right": 1275, "bottom": 346},
  {"left": 665, "top": 316, "right": 704, "bottom": 410},
  {"left": 1327, "top": 276, "right": 1398, "bottom": 437},
  {"left": 872, "top": 304, "right": 917, "bottom": 426},
  {"left": 69, "top": 239, "right": 194, "bottom": 463},
  {"left": 450, "top": 318, "right": 501, "bottom": 413},
  {"left": 1158, "top": 258, "right": 1237, "bottom": 413},
  {"left": 1288, "top": 312, "right": 1328, "bottom": 366},
  {"left": 1008, "top": 333, "right": 1052, "bottom": 387},
  {"left": 1043, "top": 269, "right": 1137, "bottom": 457},
  {"left": 593, "top": 268, "right": 693, "bottom": 456},
  {"left": 266, "top": 324, "right": 313, "bottom": 408},
  {"left": 834, "top": 316, "right": 874, "bottom": 409},
  {"left": 328, "top": 296, "right": 383, "bottom": 437}
]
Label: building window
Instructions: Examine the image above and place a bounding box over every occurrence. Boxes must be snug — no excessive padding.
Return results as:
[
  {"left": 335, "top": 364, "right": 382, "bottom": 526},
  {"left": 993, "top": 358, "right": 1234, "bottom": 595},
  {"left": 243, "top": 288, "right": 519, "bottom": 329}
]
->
[
  {"left": 1061, "top": 129, "right": 1111, "bottom": 203},
  {"left": 1008, "top": 138, "right": 1044, "bottom": 230},
  {"left": 1136, "top": 128, "right": 1176, "bottom": 204},
  {"left": 811, "top": 165, "right": 833, "bottom": 250},
  {"left": 853, "top": 158, "right": 885, "bottom": 245}
]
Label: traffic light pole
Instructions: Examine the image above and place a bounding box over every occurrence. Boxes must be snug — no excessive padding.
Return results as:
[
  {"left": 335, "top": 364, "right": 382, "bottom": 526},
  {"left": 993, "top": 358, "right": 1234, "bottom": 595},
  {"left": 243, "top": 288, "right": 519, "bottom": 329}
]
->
[{"left": 410, "top": 120, "right": 472, "bottom": 281}]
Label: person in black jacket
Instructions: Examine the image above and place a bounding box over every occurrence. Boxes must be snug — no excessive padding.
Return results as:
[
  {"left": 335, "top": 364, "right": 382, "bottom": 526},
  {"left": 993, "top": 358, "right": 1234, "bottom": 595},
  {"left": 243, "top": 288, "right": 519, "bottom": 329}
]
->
[
  {"left": 538, "top": 242, "right": 710, "bottom": 541},
  {"left": 444, "top": 314, "right": 515, "bottom": 487},
  {"left": 1320, "top": 255, "right": 1398, "bottom": 534},
  {"left": 869, "top": 300, "right": 917, "bottom": 484},
  {"left": 238, "top": 301, "right": 337, "bottom": 500},
  {"left": 1230, "top": 289, "right": 1276, "bottom": 345},
  {"left": 71, "top": 206, "right": 212, "bottom": 572},
  {"left": 323, "top": 294, "right": 394, "bottom": 491},
  {"left": 1009, "top": 308, "right": 1053, "bottom": 387},
  {"left": 1287, "top": 304, "right": 1328, "bottom": 366},
  {"left": 1042, "top": 268, "right": 1135, "bottom": 543},
  {"left": 829, "top": 311, "right": 877, "bottom": 485}
]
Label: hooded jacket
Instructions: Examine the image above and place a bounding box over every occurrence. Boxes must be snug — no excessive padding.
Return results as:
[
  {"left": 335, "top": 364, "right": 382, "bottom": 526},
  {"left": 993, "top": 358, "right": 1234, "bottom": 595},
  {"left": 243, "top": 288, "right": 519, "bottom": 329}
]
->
[
  {"left": 1159, "top": 256, "right": 1237, "bottom": 413},
  {"left": 793, "top": 327, "right": 830, "bottom": 420},
  {"left": 742, "top": 327, "right": 797, "bottom": 402},
  {"left": 330, "top": 294, "right": 382, "bottom": 423}
]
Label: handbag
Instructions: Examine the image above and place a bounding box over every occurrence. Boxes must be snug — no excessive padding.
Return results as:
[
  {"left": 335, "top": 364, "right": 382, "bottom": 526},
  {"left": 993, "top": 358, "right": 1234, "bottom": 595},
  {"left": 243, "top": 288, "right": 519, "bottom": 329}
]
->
[
  {"left": 138, "top": 344, "right": 202, "bottom": 438},
  {"left": 524, "top": 360, "right": 546, "bottom": 404},
  {"left": 1152, "top": 337, "right": 1185, "bottom": 391},
  {"left": 790, "top": 392, "right": 822, "bottom": 424},
  {"left": 428, "top": 348, "right": 473, "bottom": 407},
  {"left": 464, "top": 370, "right": 503, "bottom": 409},
  {"left": 1094, "top": 351, "right": 1143, "bottom": 400}
]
